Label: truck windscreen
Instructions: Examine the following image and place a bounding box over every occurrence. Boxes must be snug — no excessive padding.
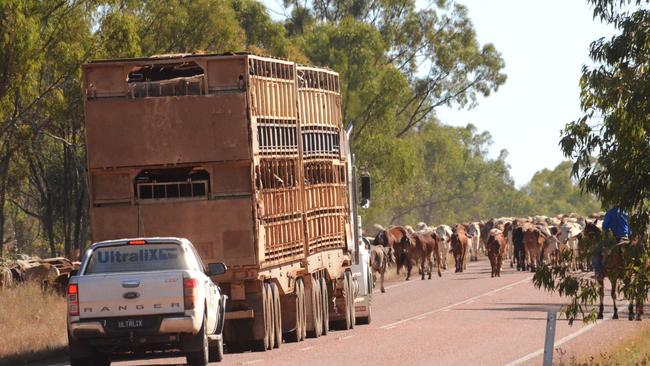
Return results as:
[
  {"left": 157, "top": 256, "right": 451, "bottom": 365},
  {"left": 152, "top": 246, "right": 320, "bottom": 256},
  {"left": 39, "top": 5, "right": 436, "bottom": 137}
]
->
[{"left": 85, "top": 243, "right": 188, "bottom": 274}]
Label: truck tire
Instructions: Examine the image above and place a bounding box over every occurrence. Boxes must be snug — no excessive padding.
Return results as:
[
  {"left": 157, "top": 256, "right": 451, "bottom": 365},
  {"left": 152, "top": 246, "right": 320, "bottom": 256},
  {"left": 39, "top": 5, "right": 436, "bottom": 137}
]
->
[
  {"left": 307, "top": 276, "right": 322, "bottom": 338},
  {"left": 252, "top": 283, "right": 272, "bottom": 351},
  {"left": 298, "top": 278, "right": 307, "bottom": 341},
  {"left": 285, "top": 277, "right": 306, "bottom": 342},
  {"left": 320, "top": 277, "right": 329, "bottom": 335},
  {"left": 337, "top": 271, "right": 355, "bottom": 330},
  {"left": 265, "top": 283, "right": 275, "bottom": 350},
  {"left": 333, "top": 272, "right": 352, "bottom": 330},
  {"left": 270, "top": 282, "right": 282, "bottom": 349},
  {"left": 186, "top": 315, "right": 209, "bottom": 366},
  {"left": 357, "top": 272, "right": 372, "bottom": 325}
]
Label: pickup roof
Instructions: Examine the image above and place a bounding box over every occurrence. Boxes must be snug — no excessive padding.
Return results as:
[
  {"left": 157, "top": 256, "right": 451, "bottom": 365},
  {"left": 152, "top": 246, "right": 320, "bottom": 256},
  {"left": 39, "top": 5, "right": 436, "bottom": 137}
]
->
[{"left": 67, "top": 238, "right": 227, "bottom": 366}]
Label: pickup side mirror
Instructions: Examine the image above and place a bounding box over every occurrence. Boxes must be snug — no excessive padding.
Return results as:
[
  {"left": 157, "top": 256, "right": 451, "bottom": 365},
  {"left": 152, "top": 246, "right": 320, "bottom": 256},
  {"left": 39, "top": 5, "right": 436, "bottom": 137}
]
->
[
  {"left": 208, "top": 262, "right": 228, "bottom": 276},
  {"left": 360, "top": 173, "right": 371, "bottom": 208}
]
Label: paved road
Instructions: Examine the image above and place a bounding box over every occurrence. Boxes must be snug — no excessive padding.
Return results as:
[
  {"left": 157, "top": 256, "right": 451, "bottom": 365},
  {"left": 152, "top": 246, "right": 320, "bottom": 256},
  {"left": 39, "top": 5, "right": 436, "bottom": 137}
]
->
[{"left": 43, "top": 259, "right": 647, "bottom": 366}]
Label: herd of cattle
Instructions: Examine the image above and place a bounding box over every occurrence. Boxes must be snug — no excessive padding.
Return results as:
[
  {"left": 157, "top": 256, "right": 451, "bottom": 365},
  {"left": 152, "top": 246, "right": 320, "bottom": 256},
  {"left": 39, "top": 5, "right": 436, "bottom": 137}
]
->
[
  {"left": 0, "top": 255, "right": 80, "bottom": 294},
  {"left": 367, "top": 213, "right": 603, "bottom": 293}
]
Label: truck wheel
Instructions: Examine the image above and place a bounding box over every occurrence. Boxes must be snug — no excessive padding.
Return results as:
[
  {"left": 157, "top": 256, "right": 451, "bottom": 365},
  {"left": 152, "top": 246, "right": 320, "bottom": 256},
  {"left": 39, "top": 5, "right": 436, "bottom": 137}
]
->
[
  {"left": 265, "top": 283, "right": 275, "bottom": 350},
  {"left": 334, "top": 272, "right": 352, "bottom": 330},
  {"left": 343, "top": 271, "right": 354, "bottom": 330},
  {"left": 320, "top": 277, "right": 329, "bottom": 335},
  {"left": 357, "top": 273, "right": 373, "bottom": 325},
  {"left": 285, "top": 277, "right": 306, "bottom": 342},
  {"left": 270, "top": 282, "right": 282, "bottom": 349},
  {"left": 186, "top": 315, "right": 209, "bottom": 366},
  {"left": 252, "top": 283, "right": 272, "bottom": 351},
  {"left": 297, "top": 278, "right": 307, "bottom": 342},
  {"left": 307, "top": 275, "right": 322, "bottom": 338}
]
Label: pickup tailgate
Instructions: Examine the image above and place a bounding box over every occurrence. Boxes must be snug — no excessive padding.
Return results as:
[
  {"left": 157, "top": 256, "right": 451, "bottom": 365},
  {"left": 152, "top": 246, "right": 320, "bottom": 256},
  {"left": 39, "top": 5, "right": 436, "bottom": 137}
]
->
[{"left": 77, "top": 271, "right": 185, "bottom": 319}]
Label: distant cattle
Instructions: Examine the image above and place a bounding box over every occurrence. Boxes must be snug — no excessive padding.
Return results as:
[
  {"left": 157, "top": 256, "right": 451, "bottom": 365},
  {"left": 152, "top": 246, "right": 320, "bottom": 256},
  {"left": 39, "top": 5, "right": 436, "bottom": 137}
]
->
[
  {"left": 523, "top": 227, "right": 545, "bottom": 272},
  {"left": 407, "top": 232, "right": 443, "bottom": 280},
  {"left": 436, "top": 225, "right": 453, "bottom": 270},
  {"left": 486, "top": 229, "right": 506, "bottom": 277},
  {"left": 560, "top": 222, "right": 584, "bottom": 270},
  {"left": 467, "top": 222, "right": 481, "bottom": 262},
  {"left": 512, "top": 223, "right": 527, "bottom": 271},
  {"left": 370, "top": 244, "right": 394, "bottom": 293},
  {"left": 374, "top": 226, "right": 412, "bottom": 275},
  {"left": 450, "top": 225, "right": 469, "bottom": 273}
]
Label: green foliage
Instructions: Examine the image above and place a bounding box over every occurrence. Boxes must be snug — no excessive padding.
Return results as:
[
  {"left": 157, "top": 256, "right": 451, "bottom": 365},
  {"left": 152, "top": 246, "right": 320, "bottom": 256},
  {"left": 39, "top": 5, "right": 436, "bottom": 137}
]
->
[
  {"left": 561, "top": 0, "right": 650, "bottom": 231},
  {"left": 0, "top": 0, "right": 601, "bottom": 258},
  {"left": 545, "top": 0, "right": 650, "bottom": 324},
  {"left": 523, "top": 161, "right": 602, "bottom": 217}
]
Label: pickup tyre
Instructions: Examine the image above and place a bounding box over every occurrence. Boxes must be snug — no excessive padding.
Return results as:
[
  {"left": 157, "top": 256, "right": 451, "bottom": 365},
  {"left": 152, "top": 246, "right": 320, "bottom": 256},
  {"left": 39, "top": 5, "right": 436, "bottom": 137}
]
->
[{"left": 185, "top": 314, "right": 209, "bottom": 366}]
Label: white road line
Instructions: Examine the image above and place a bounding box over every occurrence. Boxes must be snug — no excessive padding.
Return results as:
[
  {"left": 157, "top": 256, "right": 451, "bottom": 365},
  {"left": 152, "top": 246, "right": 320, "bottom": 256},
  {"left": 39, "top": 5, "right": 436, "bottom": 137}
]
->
[
  {"left": 503, "top": 305, "right": 629, "bottom": 366},
  {"left": 379, "top": 276, "right": 533, "bottom": 329},
  {"left": 241, "top": 359, "right": 262, "bottom": 365},
  {"left": 339, "top": 334, "right": 356, "bottom": 340},
  {"left": 299, "top": 346, "right": 314, "bottom": 351}
]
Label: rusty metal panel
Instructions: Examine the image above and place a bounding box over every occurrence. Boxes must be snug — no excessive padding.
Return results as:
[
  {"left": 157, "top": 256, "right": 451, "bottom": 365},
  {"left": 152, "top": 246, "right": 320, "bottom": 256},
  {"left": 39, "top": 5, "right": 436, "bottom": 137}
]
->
[
  {"left": 84, "top": 64, "right": 129, "bottom": 98},
  {"left": 85, "top": 94, "right": 249, "bottom": 169},
  {"left": 92, "top": 199, "right": 256, "bottom": 266},
  {"left": 91, "top": 172, "right": 132, "bottom": 204},
  {"left": 91, "top": 205, "right": 139, "bottom": 242},
  {"left": 213, "top": 164, "right": 252, "bottom": 195},
  {"left": 206, "top": 57, "right": 247, "bottom": 92}
]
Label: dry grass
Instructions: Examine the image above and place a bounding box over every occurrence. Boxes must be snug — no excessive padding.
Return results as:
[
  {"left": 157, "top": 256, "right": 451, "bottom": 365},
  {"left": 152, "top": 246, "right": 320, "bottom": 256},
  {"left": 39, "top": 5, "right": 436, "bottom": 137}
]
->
[
  {"left": 555, "top": 324, "right": 650, "bottom": 366},
  {"left": 0, "top": 283, "right": 67, "bottom": 365}
]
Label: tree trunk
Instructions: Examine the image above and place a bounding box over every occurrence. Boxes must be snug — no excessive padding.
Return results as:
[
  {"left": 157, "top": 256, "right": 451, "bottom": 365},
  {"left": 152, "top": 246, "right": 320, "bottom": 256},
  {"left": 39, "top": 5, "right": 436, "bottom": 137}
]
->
[{"left": 0, "top": 149, "right": 12, "bottom": 254}]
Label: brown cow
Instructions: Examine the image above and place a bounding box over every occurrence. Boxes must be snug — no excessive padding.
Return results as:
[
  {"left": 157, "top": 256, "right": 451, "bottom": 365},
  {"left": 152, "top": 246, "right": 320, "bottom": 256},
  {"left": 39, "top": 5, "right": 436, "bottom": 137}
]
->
[
  {"left": 486, "top": 229, "right": 507, "bottom": 277},
  {"left": 523, "top": 226, "right": 545, "bottom": 272},
  {"left": 450, "top": 224, "right": 469, "bottom": 273},
  {"left": 406, "top": 232, "right": 443, "bottom": 280},
  {"left": 374, "top": 226, "right": 411, "bottom": 275}
]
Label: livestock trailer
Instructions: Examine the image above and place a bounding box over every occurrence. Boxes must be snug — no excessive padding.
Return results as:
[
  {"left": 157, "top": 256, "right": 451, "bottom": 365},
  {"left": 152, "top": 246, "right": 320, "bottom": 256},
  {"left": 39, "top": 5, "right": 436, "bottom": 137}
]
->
[{"left": 82, "top": 53, "right": 372, "bottom": 350}]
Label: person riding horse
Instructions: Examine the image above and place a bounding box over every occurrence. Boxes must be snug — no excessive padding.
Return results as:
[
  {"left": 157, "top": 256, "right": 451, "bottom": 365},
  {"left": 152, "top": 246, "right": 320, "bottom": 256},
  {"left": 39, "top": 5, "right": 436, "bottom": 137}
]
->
[{"left": 592, "top": 207, "right": 630, "bottom": 278}]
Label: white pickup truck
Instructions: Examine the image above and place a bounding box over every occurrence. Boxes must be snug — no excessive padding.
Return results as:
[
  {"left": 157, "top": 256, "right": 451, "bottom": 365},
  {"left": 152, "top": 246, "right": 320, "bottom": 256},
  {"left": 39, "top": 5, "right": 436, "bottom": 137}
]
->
[{"left": 67, "top": 237, "right": 227, "bottom": 366}]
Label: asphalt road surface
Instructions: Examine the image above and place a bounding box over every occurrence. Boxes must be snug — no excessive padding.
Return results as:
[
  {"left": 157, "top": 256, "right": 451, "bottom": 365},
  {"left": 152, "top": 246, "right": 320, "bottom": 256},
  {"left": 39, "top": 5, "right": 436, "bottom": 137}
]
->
[{"left": 42, "top": 259, "right": 648, "bottom": 366}]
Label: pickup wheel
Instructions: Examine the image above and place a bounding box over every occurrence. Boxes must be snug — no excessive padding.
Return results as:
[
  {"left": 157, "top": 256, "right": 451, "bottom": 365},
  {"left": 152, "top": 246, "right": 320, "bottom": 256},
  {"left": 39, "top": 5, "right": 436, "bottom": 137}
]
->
[
  {"left": 186, "top": 314, "right": 209, "bottom": 366},
  {"left": 208, "top": 336, "right": 224, "bottom": 363}
]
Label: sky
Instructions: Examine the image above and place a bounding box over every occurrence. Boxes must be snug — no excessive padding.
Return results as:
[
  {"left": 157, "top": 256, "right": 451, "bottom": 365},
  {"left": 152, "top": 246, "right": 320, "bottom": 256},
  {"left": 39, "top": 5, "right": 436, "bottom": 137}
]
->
[
  {"left": 262, "top": 0, "right": 616, "bottom": 187},
  {"left": 436, "top": 0, "right": 615, "bottom": 187}
]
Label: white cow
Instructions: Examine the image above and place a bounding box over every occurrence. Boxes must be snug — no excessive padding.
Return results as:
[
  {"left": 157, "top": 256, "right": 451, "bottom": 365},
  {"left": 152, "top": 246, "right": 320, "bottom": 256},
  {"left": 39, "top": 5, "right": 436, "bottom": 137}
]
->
[
  {"left": 560, "top": 222, "right": 584, "bottom": 270},
  {"left": 467, "top": 222, "right": 481, "bottom": 261},
  {"left": 435, "top": 225, "right": 453, "bottom": 270}
]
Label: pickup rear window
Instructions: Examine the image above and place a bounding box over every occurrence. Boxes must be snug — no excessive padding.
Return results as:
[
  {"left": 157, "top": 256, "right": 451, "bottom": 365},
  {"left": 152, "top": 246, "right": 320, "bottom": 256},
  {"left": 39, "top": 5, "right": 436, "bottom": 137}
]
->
[{"left": 85, "top": 243, "right": 188, "bottom": 274}]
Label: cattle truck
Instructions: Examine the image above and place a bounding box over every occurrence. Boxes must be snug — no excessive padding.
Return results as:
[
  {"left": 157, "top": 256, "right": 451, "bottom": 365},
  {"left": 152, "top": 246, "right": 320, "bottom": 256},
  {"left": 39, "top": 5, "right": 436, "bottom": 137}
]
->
[{"left": 82, "top": 53, "right": 372, "bottom": 351}]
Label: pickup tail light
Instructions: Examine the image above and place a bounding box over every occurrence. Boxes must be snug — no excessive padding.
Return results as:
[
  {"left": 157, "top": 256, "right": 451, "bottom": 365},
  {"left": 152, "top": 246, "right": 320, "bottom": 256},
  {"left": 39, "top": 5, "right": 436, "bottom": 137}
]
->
[
  {"left": 68, "top": 284, "right": 79, "bottom": 316},
  {"left": 183, "top": 277, "right": 198, "bottom": 310}
]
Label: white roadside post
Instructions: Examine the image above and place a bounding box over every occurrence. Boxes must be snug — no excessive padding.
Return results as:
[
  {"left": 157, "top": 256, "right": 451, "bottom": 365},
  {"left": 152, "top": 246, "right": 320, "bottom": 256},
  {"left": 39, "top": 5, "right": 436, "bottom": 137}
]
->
[{"left": 543, "top": 312, "right": 557, "bottom": 366}]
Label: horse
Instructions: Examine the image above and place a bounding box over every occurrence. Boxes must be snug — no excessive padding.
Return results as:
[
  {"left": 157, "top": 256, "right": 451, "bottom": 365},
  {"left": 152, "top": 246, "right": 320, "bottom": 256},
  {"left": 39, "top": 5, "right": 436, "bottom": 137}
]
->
[{"left": 582, "top": 221, "right": 643, "bottom": 321}]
